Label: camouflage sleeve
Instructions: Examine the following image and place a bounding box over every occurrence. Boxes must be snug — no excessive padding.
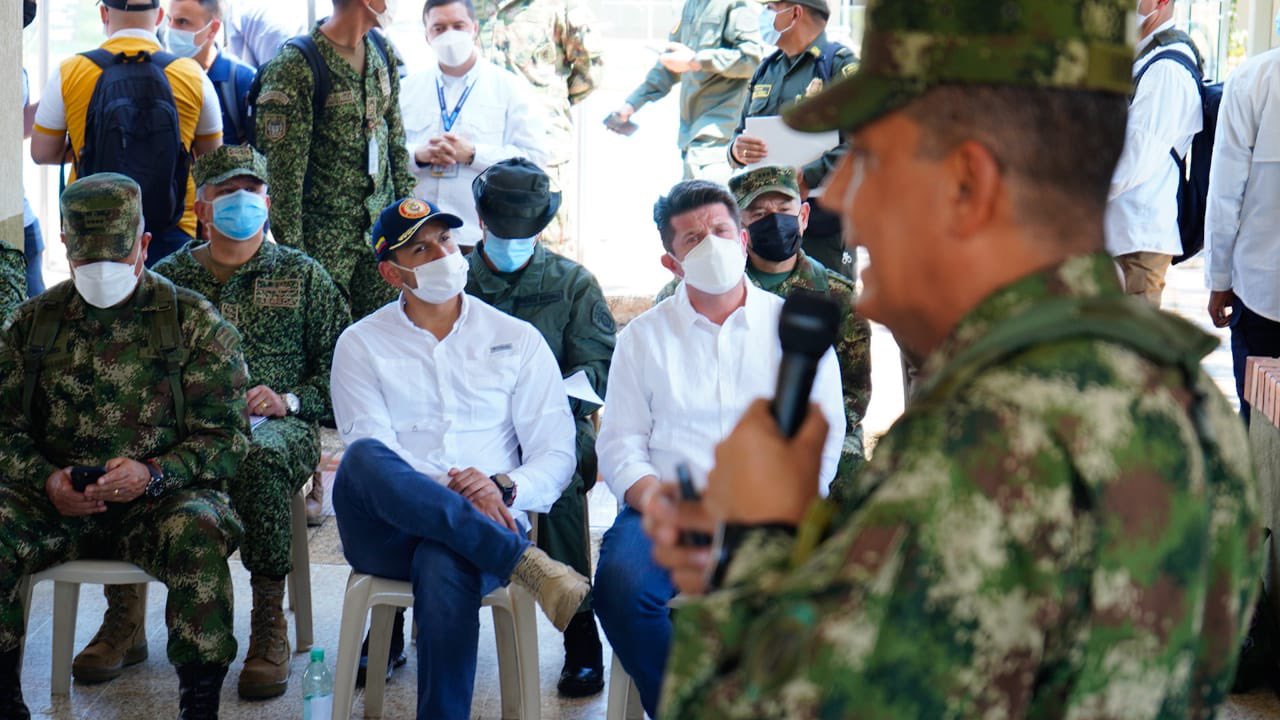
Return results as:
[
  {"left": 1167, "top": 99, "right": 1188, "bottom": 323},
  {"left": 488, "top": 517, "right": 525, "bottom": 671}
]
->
[
  {"left": 625, "top": 61, "right": 679, "bottom": 112},
  {"left": 0, "top": 307, "right": 61, "bottom": 490},
  {"left": 831, "top": 276, "right": 871, "bottom": 485},
  {"left": 254, "top": 51, "right": 312, "bottom": 250},
  {"left": 562, "top": 269, "right": 615, "bottom": 419},
  {"left": 0, "top": 249, "right": 26, "bottom": 324},
  {"left": 799, "top": 49, "right": 857, "bottom": 188},
  {"left": 693, "top": 1, "right": 765, "bottom": 79},
  {"left": 385, "top": 47, "right": 417, "bottom": 199},
  {"left": 560, "top": 0, "right": 604, "bottom": 106},
  {"left": 298, "top": 262, "right": 351, "bottom": 423},
  {"left": 149, "top": 303, "right": 251, "bottom": 493}
]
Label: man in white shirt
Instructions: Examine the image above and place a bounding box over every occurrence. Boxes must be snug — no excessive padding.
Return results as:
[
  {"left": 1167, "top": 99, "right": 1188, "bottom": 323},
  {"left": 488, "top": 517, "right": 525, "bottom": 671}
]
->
[
  {"left": 329, "top": 197, "right": 588, "bottom": 719},
  {"left": 1104, "top": 0, "right": 1203, "bottom": 306},
  {"left": 400, "top": 0, "right": 548, "bottom": 248},
  {"left": 592, "top": 180, "right": 845, "bottom": 717},
  {"left": 222, "top": 0, "right": 306, "bottom": 68},
  {"left": 1205, "top": 43, "right": 1280, "bottom": 420}
]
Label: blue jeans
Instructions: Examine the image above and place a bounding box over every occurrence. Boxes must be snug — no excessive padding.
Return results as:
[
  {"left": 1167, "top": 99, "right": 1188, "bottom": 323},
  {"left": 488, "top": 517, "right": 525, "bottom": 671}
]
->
[
  {"left": 23, "top": 221, "right": 44, "bottom": 298},
  {"left": 332, "top": 439, "right": 531, "bottom": 720},
  {"left": 594, "top": 507, "right": 677, "bottom": 717}
]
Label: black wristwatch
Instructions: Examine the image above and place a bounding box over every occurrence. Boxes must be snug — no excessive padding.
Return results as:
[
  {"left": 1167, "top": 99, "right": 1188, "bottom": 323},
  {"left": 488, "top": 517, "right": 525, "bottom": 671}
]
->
[
  {"left": 144, "top": 460, "right": 165, "bottom": 498},
  {"left": 490, "top": 473, "right": 516, "bottom": 507}
]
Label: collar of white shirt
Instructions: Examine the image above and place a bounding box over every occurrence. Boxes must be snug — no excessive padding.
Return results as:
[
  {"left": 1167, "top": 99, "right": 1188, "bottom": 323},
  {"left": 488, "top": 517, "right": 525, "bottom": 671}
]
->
[
  {"left": 389, "top": 291, "right": 473, "bottom": 344},
  {"left": 670, "top": 279, "right": 767, "bottom": 332}
]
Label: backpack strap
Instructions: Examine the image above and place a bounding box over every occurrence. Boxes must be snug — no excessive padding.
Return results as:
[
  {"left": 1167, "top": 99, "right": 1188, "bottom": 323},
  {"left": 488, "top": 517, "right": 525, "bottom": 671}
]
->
[
  {"left": 284, "top": 36, "right": 331, "bottom": 121},
  {"left": 22, "top": 288, "right": 71, "bottom": 427},
  {"left": 813, "top": 41, "right": 846, "bottom": 83},
  {"left": 368, "top": 29, "right": 400, "bottom": 78},
  {"left": 748, "top": 49, "right": 783, "bottom": 92},
  {"left": 1133, "top": 48, "right": 1205, "bottom": 166},
  {"left": 79, "top": 48, "right": 116, "bottom": 70},
  {"left": 216, "top": 67, "right": 244, "bottom": 144},
  {"left": 149, "top": 278, "right": 188, "bottom": 439}
]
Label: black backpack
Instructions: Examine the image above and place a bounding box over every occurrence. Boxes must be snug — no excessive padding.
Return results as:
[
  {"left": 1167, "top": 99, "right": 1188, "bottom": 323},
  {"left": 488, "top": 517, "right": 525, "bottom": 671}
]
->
[
  {"left": 76, "top": 49, "right": 191, "bottom": 237},
  {"left": 1133, "top": 30, "right": 1223, "bottom": 265}
]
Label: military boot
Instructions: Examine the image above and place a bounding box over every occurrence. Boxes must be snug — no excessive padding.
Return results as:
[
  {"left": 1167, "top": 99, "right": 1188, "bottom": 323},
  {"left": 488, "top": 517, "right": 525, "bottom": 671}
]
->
[
  {"left": 237, "top": 575, "right": 291, "bottom": 699},
  {"left": 72, "top": 583, "right": 148, "bottom": 683},
  {"left": 0, "top": 648, "right": 30, "bottom": 720},
  {"left": 177, "top": 662, "right": 228, "bottom": 720},
  {"left": 510, "top": 547, "right": 590, "bottom": 632}
]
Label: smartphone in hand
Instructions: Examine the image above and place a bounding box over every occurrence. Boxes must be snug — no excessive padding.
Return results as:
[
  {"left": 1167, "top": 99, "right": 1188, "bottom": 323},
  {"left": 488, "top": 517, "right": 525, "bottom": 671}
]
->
[
  {"left": 603, "top": 113, "right": 639, "bottom": 136},
  {"left": 69, "top": 466, "right": 107, "bottom": 493},
  {"left": 675, "top": 463, "right": 712, "bottom": 548}
]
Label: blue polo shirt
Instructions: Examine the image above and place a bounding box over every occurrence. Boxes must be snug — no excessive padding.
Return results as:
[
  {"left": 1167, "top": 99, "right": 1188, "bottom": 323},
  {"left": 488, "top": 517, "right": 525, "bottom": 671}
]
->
[{"left": 208, "top": 51, "right": 257, "bottom": 146}]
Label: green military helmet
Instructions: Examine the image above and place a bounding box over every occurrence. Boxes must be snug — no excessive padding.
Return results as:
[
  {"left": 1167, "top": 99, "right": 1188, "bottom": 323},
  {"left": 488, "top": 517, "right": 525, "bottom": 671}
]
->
[
  {"left": 730, "top": 166, "right": 801, "bottom": 209},
  {"left": 785, "top": 0, "right": 1137, "bottom": 133},
  {"left": 60, "top": 173, "right": 143, "bottom": 262},
  {"left": 193, "top": 144, "right": 270, "bottom": 189}
]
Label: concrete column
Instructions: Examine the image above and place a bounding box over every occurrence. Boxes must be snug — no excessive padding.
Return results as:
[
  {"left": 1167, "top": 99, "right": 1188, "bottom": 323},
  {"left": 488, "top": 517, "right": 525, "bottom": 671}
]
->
[
  {"left": 2, "top": 2, "right": 24, "bottom": 255},
  {"left": 1248, "top": 0, "right": 1279, "bottom": 57}
]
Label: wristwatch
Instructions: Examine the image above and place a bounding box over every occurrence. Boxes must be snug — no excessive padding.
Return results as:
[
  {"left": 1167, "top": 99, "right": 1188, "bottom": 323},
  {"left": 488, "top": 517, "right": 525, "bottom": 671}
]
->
[
  {"left": 143, "top": 460, "right": 165, "bottom": 498},
  {"left": 283, "top": 392, "right": 301, "bottom": 416},
  {"left": 489, "top": 473, "right": 517, "bottom": 507}
]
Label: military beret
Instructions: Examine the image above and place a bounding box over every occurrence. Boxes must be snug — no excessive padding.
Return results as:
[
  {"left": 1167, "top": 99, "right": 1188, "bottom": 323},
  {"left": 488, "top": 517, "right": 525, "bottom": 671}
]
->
[
  {"left": 730, "top": 166, "right": 800, "bottom": 208},
  {"left": 786, "top": 0, "right": 1137, "bottom": 134},
  {"left": 60, "top": 173, "right": 143, "bottom": 262},
  {"left": 193, "top": 145, "right": 270, "bottom": 189},
  {"left": 372, "top": 198, "right": 464, "bottom": 261},
  {"left": 472, "top": 158, "right": 562, "bottom": 241}
]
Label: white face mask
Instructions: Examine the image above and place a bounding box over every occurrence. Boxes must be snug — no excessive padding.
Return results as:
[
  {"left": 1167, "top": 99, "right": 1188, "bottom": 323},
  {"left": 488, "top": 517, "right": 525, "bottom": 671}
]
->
[
  {"left": 1135, "top": 2, "right": 1157, "bottom": 29},
  {"left": 369, "top": 0, "right": 396, "bottom": 28},
  {"left": 74, "top": 255, "right": 142, "bottom": 309},
  {"left": 392, "top": 250, "right": 469, "bottom": 304},
  {"left": 431, "top": 29, "right": 475, "bottom": 67},
  {"left": 678, "top": 234, "right": 745, "bottom": 295}
]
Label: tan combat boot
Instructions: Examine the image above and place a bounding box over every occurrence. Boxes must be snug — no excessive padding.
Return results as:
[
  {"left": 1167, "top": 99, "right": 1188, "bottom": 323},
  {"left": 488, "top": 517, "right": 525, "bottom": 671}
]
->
[
  {"left": 72, "top": 583, "right": 148, "bottom": 683},
  {"left": 510, "top": 547, "right": 590, "bottom": 632},
  {"left": 237, "top": 575, "right": 291, "bottom": 699}
]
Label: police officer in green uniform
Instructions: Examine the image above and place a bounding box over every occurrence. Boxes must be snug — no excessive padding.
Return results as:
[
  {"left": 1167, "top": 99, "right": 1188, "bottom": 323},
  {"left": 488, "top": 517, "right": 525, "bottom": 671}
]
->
[
  {"left": 728, "top": 0, "right": 856, "bottom": 277},
  {"left": 465, "top": 158, "right": 615, "bottom": 697},
  {"left": 253, "top": 0, "right": 416, "bottom": 320}
]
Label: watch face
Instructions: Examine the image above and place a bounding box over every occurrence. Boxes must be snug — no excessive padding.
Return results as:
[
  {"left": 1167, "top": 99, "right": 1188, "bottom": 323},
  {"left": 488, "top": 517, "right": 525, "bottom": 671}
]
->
[{"left": 286, "top": 394, "right": 300, "bottom": 414}]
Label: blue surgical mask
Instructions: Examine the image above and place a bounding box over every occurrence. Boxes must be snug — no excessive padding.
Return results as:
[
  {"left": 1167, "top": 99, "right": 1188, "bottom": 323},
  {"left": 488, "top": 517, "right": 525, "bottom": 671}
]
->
[
  {"left": 211, "top": 190, "right": 269, "bottom": 242},
  {"left": 758, "top": 7, "right": 794, "bottom": 46},
  {"left": 165, "top": 23, "right": 210, "bottom": 58},
  {"left": 482, "top": 231, "right": 537, "bottom": 273}
]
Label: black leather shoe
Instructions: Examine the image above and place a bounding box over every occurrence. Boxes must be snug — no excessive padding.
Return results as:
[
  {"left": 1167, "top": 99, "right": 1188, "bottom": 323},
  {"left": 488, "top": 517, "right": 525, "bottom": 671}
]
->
[
  {"left": 557, "top": 663, "right": 604, "bottom": 698},
  {"left": 355, "top": 608, "right": 408, "bottom": 688},
  {"left": 558, "top": 611, "right": 604, "bottom": 697}
]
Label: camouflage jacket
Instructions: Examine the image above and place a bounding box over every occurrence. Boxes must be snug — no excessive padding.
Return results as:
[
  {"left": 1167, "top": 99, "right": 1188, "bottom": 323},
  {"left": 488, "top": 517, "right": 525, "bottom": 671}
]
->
[
  {"left": 0, "top": 272, "right": 250, "bottom": 495},
  {"left": 657, "top": 250, "right": 870, "bottom": 477},
  {"left": 253, "top": 27, "right": 416, "bottom": 256},
  {"left": 661, "top": 253, "right": 1261, "bottom": 719},
  {"left": 475, "top": 0, "right": 604, "bottom": 164},
  {"left": 625, "top": 0, "right": 765, "bottom": 151},
  {"left": 154, "top": 241, "right": 350, "bottom": 424}
]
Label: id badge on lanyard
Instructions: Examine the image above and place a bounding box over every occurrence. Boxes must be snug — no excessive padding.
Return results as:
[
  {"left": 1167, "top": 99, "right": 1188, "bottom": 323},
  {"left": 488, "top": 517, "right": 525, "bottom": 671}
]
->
[{"left": 432, "top": 76, "right": 475, "bottom": 177}]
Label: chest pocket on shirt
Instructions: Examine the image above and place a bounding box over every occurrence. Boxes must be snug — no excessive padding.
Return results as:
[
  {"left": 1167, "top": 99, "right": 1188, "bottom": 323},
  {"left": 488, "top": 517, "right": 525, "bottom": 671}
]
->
[
  {"left": 463, "top": 350, "right": 519, "bottom": 428},
  {"left": 373, "top": 358, "right": 436, "bottom": 431}
]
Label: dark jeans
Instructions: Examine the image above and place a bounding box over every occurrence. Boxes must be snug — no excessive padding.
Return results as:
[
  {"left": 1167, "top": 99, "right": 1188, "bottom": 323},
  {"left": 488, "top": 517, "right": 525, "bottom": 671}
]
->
[
  {"left": 23, "top": 221, "right": 44, "bottom": 298},
  {"left": 331, "top": 438, "right": 531, "bottom": 720},
  {"left": 145, "top": 229, "right": 194, "bottom": 268},
  {"left": 1231, "top": 297, "right": 1280, "bottom": 424}
]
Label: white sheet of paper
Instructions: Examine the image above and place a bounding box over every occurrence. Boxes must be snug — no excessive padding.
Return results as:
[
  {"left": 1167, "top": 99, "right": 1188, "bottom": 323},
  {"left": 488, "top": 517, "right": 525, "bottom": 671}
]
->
[
  {"left": 743, "top": 115, "right": 839, "bottom": 171},
  {"left": 563, "top": 371, "right": 604, "bottom": 407},
  {"left": 250, "top": 415, "right": 269, "bottom": 430}
]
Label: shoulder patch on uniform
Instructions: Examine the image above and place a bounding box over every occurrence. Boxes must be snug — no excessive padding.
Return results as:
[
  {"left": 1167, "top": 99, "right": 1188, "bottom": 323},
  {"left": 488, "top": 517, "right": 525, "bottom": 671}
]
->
[
  {"left": 220, "top": 302, "right": 241, "bottom": 327},
  {"left": 752, "top": 84, "right": 772, "bottom": 100},
  {"left": 841, "top": 63, "right": 857, "bottom": 77},
  {"left": 261, "top": 114, "right": 288, "bottom": 142},
  {"left": 257, "top": 90, "right": 292, "bottom": 106},
  {"left": 825, "top": 270, "right": 855, "bottom": 295},
  {"left": 591, "top": 300, "right": 617, "bottom": 334}
]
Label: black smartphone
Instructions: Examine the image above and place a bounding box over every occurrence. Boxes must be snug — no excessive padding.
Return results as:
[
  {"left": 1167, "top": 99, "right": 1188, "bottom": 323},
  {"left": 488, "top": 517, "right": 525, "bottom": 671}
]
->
[
  {"left": 675, "top": 463, "right": 712, "bottom": 548},
  {"left": 69, "top": 466, "right": 107, "bottom": 493},
  {"left": 603, "top": 113, "right": 639, "bottom": 136}
]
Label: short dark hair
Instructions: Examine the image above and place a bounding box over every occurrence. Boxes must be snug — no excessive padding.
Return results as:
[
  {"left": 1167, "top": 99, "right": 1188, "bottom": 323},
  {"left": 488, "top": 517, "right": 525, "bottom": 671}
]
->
[
  {"left": 194, "top": 0, "right": 222, "bottom": 19},
  {"left": 653, "top": 180, "right": 741, "bottom": 252},
  {"left": 903, "top": 85, "right": 1128, "bottom": 248},
  {"left": 423, "top": 0, "right": 477, "bottom": 21}
]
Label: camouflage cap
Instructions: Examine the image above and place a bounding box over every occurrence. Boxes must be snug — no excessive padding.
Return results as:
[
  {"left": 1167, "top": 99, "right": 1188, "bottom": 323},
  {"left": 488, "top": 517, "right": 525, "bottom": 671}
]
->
[
  {"left": 730, "top": 166, "right": 800, "bottom": 208},
  {"left": 60, "top": 173, "right": 142, "bottom": 262},
  {"left": 193, "top": 145, "right": 270, "bottom": 189},
  {"left": 785, "top": 0, "right": 1137, "bottom": 133}
]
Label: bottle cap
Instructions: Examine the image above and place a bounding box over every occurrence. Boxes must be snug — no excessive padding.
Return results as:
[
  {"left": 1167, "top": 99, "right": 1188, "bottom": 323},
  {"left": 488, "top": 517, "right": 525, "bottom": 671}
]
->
[{"left": 310, "top": 648, "right": 324, "bottom": 662}]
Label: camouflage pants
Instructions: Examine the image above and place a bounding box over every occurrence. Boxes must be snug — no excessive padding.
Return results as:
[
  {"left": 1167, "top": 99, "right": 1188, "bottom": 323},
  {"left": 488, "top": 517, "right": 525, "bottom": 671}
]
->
[
  {"left": 0, "top": 247, "right": 27, "bottom": 323},
  {"left": 538, "top": 424, "right": 598, "bottom": 614},
  {"left": 230, "top": 417, "right": 320, "bottom": 578},
  {"left": 305, "top": 225, "right": 397, "bottom": 321},
  {"left": 0, "top": 485, "right": 242, "bottom": 666},
  {"left": 541, "top": 162, "right": 578, "bottom": 262}
]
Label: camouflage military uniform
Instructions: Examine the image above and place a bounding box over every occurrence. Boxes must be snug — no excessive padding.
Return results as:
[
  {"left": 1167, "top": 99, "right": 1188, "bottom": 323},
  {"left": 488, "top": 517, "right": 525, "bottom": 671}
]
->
[
  {"left": 154, "top": 240, "right": 349, "bottom": 578},
  {"left": 661, "top": 254, "right": 1261, "bottom": 718},
  {"left": 0, "top": 248, "right": 26, "bottom": 323},
  {"left": 254, "top": 27, "right": 416, "bottom": 319},
  {"left": 0, "top": 262, "right": 250, "bottom": 666},
  {"left": 656, "top": 250, "right": 869, "bottom": 483},
  {"left": 475, "top": 0, "right": 603, "bottom": 259},
  {"left": 624, "top": 0, "right": 765, "bottom": 182}
]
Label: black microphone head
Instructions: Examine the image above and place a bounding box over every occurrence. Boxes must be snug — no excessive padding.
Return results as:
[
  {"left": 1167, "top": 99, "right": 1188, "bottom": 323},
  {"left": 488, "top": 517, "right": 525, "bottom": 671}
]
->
[{"left": 778, "top": 290, "right": 842, "bottom": 358}]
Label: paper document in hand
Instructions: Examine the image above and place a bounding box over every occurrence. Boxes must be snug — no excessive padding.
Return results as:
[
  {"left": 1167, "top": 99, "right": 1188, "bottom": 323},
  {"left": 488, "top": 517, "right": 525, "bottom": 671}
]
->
[
  {"left": 743, "top": 115, "right": 839, "bottom": 172},
  {"left": 563, "top": 371, "right": 604, "bottom": 407},
  {"left": 250, "top": 415, "right": 269, "bottom": 430}
]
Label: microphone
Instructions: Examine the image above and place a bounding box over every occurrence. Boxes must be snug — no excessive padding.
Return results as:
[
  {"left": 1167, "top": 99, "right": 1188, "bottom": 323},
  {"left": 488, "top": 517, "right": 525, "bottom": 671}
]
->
[{"left": 772, "top": 290, "right": 842, "bottom": 438}]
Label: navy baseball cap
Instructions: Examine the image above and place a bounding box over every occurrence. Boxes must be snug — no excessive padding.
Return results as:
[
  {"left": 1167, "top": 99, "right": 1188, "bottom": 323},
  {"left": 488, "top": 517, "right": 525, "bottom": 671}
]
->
[{"left": 371, "top": 198, "right": 464, "bottom": 261}]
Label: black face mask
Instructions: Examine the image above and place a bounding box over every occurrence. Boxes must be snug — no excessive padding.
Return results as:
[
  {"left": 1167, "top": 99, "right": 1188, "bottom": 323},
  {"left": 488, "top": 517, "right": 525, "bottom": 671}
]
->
[
  {"left": 23, "top": 1, "right": 37, "bottom": 28},
  {"left": 747, "top": 213, "right": 802, "bottom": 263}
]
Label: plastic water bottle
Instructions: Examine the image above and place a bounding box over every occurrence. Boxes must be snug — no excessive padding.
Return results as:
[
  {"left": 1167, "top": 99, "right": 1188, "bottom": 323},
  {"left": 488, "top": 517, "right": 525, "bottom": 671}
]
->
[{"left": 302, "top": 647, "right": 334, "bottom": 720}]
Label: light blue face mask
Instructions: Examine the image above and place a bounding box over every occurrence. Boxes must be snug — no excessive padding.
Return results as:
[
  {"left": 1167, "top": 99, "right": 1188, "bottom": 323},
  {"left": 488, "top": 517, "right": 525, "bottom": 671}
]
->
[
  {"left": 482, "top": 231, "right": 537, "bottom": 272},
  {"left": 211, "top": 189, "right": 269, "bottom": 242},
  {"left": 757, "top": 7, "right": 794, "bottom": 46},
  {"left": 165, "top": 23, "right": 210, "bottom": 58}
]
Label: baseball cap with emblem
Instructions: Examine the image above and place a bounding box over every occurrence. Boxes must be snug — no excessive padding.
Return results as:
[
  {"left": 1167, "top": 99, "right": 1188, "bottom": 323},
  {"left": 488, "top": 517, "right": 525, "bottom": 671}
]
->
[
  {"left": 371, "top": 198, "right": 464, "bottom": 261},
  {"left": 60, "top": 173, "right": 144, "bottom": 262},
  {"left": 193, "top": 145, "right": 270, "bottom": 189},
  {"left": 785, "top": 0, "right": 1137, "bottom": 134},
  {"left": 472, "top": 158, "right": 562, "bottom": 240},
  {"left": 730, "top": 166, "right": 801, "bottom": 209}
]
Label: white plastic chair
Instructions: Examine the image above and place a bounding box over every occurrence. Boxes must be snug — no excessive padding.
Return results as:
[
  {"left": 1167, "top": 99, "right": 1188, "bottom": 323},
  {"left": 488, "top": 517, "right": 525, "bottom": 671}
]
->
[
  {"left": 332, "top": 571, "right": 541, "bottom": 720},
  {"left": 605, "top": 651, "right": 644, "bottom": 720},
  {"left": 287, "top": 480, "right": 315, "bottom": 651}
]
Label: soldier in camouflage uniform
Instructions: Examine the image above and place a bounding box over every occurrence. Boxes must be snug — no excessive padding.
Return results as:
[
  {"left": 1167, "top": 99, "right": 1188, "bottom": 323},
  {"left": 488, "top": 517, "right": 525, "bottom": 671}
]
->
[
  {"left": 253, "top": 0, "right": 416, "bottom": 319},
  {"left": 466, "top": 158, "right": 614, "bottom": 697},
  {"left": 151, "top": 146, "right": 350, "bottom": 699},
  {"left": 656, "top": 165, "right": 869, "bottom": 485},
  {"left": 0, "top": 173, "right": 249, "bottom": 719},
  {"left": 609, "top": 0, "right": 765, "bottom": 183},
  {"left": 646, "top": 1, "right": 1264, "bottom": 717},
  {"left": 474, "top": 0, "right": 603, "bottom": 260}
]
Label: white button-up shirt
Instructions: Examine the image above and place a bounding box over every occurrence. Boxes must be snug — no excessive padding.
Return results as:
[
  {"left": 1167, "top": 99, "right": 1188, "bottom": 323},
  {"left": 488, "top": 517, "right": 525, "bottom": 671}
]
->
[
  {"left": 598, "top": 282, "right": 846, "bottom": 504},
  {"left": 330, "top": 294, "right": 576, "bottom": 519},
  {"left": 1205, "top": 47, "right": 1280, "bottom": 322},
  {"left": 399, "top": 57, "right": 548, "bottom": 247},
  {"left": 223, "top": 0, "right": 306, "bottom": 68},
  {"left": 1105, "top": 21, "right": 1203, "bottom": 258}
]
